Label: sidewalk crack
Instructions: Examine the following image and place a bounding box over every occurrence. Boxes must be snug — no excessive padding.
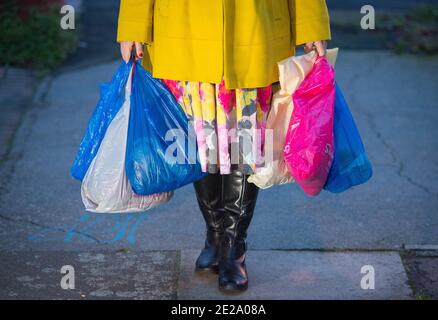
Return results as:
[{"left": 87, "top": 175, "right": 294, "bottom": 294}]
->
[{"left": 344, "top": 53, "right": 437, "bottom": 198}]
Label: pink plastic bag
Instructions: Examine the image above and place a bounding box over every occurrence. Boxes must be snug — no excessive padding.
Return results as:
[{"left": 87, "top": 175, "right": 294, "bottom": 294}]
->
[{"left": 284, "top": 57, "right": 335, "bottom": 196}]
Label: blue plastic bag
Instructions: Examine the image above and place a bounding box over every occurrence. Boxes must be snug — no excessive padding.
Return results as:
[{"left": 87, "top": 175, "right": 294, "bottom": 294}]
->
[
  {"left": 324, "top": 83, "right": 373, "bottom": 193},
  {"left": 125, "top": 62, "right": 207, "bottom": 195},
  {"left": 71, "top": 61, "right": 133, "bottom": 181}
]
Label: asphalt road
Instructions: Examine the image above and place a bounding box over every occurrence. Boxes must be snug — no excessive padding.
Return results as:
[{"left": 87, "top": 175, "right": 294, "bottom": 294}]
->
[{"left": 1, "top": 51, "right": 437, "bottom": 252}]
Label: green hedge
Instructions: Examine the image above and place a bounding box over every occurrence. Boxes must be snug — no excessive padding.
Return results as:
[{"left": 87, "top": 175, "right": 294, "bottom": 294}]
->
[
  {"left": 0, "top": 1, "right": 77, "bottom": 71},
  {"left": 390, "top": 5, "right": 438, "bottom": 54}
]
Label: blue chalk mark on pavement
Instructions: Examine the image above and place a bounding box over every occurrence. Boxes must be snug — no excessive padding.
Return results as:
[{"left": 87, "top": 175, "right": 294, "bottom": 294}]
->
[{"left": 27, "top": 212, "right": 150, "bottom": 245}]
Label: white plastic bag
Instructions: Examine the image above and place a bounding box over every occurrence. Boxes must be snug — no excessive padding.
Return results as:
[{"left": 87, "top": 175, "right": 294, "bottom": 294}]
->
[
  {"left": 248, "top": 49, "right": 338, "bottom": 189},
  {"left": 81, "top": 67, "right": 173, "bottom": 213}
]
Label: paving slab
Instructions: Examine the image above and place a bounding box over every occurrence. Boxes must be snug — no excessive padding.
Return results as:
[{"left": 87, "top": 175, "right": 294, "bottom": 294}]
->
[
  {"left": 0, "top": 251, "right": 179, "bottom": 300},
  {"left": 178, "top": 250, "right": 412, "bottom": 300}
]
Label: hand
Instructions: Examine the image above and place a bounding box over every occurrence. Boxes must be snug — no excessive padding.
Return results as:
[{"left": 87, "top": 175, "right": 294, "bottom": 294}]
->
[
  {"left": 304, "top": 40, "right": 327, "bottom": 57},
  {"left": 120, "top": 41, "right": 144, "bottom": 63}
]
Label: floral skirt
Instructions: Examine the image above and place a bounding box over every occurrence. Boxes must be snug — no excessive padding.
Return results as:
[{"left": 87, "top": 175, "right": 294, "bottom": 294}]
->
[{"left": 162, "top": 79, "right": 273, "bottom": 175}]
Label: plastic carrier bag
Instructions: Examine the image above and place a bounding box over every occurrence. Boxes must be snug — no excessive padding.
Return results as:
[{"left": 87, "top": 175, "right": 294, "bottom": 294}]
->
[
  {"left": 284, "top": 56, "right": 336, "bottom": 196},
  {"left": 124, "top": 62, "right": 207, "bottom": 196},
  {"left": 248, "top": 49, "right": 338, "bottom": 189},
  {"left": 71, "top": 61, "right": 132, "bottom": 181},
  {"left": 323, "top": 83, "right": 373, "bottom": 193},
  {"left": 73, "top": 62, "right": 173, "bottom": 213}
]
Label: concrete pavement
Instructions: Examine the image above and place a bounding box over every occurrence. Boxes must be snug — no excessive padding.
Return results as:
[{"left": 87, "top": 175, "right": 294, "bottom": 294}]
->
[
  {"left": 0, "top": 51, "right": 437, "bottom": 299},
  {"left": 178, "top": 250, "right": 411, "bottom": 300},
  {"left": 0, "top": 250, "right": 411, "bottom": 300}
]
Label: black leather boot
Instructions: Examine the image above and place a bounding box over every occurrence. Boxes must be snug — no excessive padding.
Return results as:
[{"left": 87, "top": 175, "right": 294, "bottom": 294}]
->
[
  {"left": 219, "top": 171, "right": 259, "bottom": 292},
  {"left": 193, "top": 173, "right": 224, "bottom": 273}
]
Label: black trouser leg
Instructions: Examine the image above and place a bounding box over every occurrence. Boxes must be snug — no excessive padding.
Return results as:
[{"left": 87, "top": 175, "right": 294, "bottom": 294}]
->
[
  {"left": 219, "top": 171, "right": 259, "bottom": 291},
  {"left": 193, "top": 173, "right": 224, "bottom": 272}
]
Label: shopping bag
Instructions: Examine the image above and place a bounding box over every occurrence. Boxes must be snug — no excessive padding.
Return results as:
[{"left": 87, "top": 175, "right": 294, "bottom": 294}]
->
[
  {"left": 324, "top": 83, "right": 373, "bottom": 193},
  {"left": 284, "top": 56, "right": 336, "bottom": 196},
  {"left": 71, "top": 61, "right": 133, "bottom": 181},
  {"left": 125, "top": 62, "right": 207, "bottom": 195},
  {"left": 249, "top": 49, "right": 338, "bottom": 189},
  {"left": 79, "top": 64, "right": 173, "bottom": 213}
]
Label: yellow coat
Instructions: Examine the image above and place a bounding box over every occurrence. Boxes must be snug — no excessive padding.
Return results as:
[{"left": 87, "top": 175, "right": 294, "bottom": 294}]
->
[{"left": 117, "top": 0, "right": 331, "bottom": 89}]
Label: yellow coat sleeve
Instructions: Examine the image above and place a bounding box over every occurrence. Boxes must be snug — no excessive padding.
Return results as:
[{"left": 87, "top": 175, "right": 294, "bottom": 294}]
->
[
  {"left": 289, "top": 0, "right": 331, "bottom": 45},
  {"left": 117, "top": 0, "right": 154, "bottom": 43}
]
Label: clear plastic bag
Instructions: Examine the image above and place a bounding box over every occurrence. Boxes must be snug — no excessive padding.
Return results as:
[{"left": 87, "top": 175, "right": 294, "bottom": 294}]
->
[
  {"left": 324, "top": 83, "right": 373, "bottom": 193},
  {"left": 125, "top": 62, "right": 207, "bottom": 195},
  {"left": 284, "top": 56, "right": 336, "bottom": 196}
]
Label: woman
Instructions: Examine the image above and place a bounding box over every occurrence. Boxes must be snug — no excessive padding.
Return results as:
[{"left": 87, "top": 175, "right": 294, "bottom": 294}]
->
[{"left": 117, "top": 0, "right": 331, "bottom": 292}]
